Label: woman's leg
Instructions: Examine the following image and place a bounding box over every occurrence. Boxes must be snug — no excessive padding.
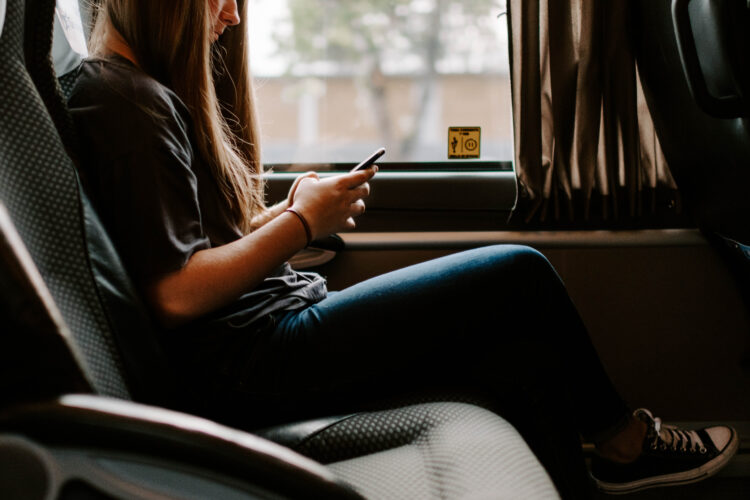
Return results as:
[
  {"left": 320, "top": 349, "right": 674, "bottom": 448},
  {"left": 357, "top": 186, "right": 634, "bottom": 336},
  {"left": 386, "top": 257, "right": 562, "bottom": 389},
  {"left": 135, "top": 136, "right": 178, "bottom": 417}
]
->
[
  {"left": 200, "top": 245, "right": 629, "bottom": 497},
  {"left": 249, "top": 246, "right": 626, "bottom": 431}
]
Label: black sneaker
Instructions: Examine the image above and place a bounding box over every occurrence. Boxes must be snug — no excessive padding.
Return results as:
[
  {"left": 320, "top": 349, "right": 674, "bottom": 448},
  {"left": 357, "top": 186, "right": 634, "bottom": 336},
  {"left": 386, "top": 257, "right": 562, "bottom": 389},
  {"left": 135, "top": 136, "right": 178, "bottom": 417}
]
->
[{"left": 590, "top": 408, "right": 739, "bottom": 494}]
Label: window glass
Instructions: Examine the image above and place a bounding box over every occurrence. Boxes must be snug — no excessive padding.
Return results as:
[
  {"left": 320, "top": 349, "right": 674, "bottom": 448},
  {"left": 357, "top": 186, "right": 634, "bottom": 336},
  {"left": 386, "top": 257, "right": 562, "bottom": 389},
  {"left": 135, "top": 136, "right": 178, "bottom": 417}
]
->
[{"left": 249, "top": 0, "right": 511, "bottom": 169}]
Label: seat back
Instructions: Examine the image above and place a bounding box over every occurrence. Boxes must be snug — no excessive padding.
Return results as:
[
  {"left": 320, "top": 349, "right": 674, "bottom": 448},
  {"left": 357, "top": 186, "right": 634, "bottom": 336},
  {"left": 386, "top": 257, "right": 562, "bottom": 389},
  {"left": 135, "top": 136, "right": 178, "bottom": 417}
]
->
[
  {"left": 0, "top": 202, "right": 93, "bottom": 405},
  {"left": 634, "top": 0, "right": 750, "bottom": 307},
  {"left": 635, "top": 0, "right": 750, "bottom": 241},
  {"left": 0, "top": 0, "right": 173, "bottom": 406}
]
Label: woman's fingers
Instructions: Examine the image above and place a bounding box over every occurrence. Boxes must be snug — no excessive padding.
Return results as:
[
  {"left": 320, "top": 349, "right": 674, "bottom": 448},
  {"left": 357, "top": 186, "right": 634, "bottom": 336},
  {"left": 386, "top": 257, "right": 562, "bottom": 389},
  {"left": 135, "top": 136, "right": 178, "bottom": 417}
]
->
[
  {"left": 344, "top": 165, "right": 378, "bottom": 189},
  {"left": 351, "top": 199, "right": 366, "bottom": 217},
  {"left": 291, "top": 168, "right": 373, "bottom": 238},
  {"left": 348, "top": 182, "right": 370, "bottom": 202}
]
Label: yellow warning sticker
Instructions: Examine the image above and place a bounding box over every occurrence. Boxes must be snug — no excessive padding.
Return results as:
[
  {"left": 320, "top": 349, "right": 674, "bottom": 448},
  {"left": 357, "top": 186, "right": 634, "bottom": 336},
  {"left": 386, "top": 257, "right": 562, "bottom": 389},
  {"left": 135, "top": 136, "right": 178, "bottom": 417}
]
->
[{"left": 448, "top": 127, "right": 481, "bottom": 159}]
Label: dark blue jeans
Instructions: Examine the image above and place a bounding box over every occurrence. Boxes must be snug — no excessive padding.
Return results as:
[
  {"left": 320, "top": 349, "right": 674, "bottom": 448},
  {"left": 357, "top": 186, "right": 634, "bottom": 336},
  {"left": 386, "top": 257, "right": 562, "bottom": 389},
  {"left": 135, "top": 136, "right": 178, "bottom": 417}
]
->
[{"left": 184, "top": 245, "right": 630, "bottom": 498}]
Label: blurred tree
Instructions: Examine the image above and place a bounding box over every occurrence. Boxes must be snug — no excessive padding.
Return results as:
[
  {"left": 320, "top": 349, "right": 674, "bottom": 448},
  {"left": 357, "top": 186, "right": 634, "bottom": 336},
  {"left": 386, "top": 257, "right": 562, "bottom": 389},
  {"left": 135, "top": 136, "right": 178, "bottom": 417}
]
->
[{"left": 271, "top": 0, "right": 504, "bottom": 157}]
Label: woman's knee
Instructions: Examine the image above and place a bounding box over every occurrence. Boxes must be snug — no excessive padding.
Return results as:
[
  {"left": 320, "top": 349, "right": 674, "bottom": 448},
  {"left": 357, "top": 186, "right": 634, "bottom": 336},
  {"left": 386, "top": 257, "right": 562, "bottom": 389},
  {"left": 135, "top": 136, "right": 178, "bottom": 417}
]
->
[
  {"left": 509, "top": 244, "right": 552, "bottom": 267},
  {"left": 483, "top": 244, "right": 555, "bottom": 272},
  {"left": 478, "top": 245, "right": 564, "bottom": 293}
]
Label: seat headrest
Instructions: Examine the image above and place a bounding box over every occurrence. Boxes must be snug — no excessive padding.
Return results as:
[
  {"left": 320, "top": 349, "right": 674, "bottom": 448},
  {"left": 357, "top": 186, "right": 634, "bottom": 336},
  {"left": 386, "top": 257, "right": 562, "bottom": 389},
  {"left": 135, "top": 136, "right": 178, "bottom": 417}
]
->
[
  {"left": 53, "top": 0, "right": 88, "bottom": 76},
  {"left": 0, "top": 0, "right": 6, "bottom": 39}
]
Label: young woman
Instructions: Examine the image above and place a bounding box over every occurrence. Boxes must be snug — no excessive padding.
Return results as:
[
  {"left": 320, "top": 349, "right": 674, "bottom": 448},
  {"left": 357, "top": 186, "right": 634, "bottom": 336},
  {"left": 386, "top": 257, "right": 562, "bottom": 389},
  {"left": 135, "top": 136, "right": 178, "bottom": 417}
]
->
[{"left": 68, "top": 0, "right": 738, "bottom": 497}]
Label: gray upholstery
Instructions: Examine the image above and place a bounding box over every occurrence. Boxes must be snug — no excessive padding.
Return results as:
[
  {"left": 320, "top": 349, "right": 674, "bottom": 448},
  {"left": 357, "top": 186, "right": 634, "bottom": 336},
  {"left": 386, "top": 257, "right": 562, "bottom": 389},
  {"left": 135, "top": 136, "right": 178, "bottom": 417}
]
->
[
  {"left": 0, "top": 202, "right": 93, "bottom": 405},
  {"left": 0, "top": 0, "right": 129, "bottom": 398},
  {"left": 1, "top": 0, "right": 175, "bottom": 405},
  {"left": 299, "top": 403, "right": 558, "bottom": 500}
]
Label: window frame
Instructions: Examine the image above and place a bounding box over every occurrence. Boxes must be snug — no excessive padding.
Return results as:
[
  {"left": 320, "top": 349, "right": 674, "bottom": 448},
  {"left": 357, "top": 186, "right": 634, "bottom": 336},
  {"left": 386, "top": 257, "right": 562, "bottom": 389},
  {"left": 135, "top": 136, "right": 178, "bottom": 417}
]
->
[{"left": 265, "top": 163, "right": 518, "bottom": 232}]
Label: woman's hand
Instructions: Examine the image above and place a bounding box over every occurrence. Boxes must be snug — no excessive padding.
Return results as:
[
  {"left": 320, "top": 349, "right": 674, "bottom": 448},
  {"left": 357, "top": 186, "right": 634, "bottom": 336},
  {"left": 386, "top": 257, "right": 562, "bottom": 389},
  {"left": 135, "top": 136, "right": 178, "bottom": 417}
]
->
[
  {"left": 248, "top": 171, "right": 321, "bottom": 231},
  {"left": 291, "top": 167, "right": 377, "bottom": 240}
]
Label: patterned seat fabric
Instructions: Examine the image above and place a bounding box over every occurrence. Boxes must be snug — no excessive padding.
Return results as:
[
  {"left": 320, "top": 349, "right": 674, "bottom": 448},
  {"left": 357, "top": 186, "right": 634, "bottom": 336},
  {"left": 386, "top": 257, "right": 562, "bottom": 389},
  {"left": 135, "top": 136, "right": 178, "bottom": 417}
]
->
[
  {"left": 0, "top": 0, "right": 175, "bottom": 406},
  {"left": 57, "top": 70, "right": 76, "bottom": 99},
  {"left": 0, "top": 0, "right": 560, "bottom": 497},
  {"left": 297, "top": 403, "right": 558, "bottom": 499},
  {"left": 0, "top": 0, "right": 128, "bottom": 399}
]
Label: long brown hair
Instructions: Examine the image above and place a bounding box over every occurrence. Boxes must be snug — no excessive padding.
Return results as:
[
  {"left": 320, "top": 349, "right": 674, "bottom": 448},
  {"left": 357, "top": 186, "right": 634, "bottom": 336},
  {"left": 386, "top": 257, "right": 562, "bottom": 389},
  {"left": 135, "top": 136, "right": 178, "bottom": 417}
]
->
[{"left": 90, "top": 0, "right": 265, "bottom": 232}]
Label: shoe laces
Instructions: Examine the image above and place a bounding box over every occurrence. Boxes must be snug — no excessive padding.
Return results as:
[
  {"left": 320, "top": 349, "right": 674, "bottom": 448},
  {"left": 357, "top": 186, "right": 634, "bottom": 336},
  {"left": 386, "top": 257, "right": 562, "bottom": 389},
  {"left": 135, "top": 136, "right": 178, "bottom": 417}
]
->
[{"left": 638, "top": 409, "right": 708, "bottom": 455}]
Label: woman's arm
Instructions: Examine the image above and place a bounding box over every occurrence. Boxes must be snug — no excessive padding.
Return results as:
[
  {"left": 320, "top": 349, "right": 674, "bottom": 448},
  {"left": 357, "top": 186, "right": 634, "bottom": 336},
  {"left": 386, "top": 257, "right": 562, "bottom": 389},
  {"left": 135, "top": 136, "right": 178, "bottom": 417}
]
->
[
  {"left": 148, "top": 168, "right": 375, "bottom": 327},
  {"left": 248, "top": 202, "right": 289, "bottom": 231}
]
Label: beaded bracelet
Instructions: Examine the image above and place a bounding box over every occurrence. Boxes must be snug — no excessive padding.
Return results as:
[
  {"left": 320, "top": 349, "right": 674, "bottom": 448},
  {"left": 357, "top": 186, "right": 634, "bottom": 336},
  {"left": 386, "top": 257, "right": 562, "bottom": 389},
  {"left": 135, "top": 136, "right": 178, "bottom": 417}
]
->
[{"left": 284, "top": 208, "right": 312, "bottom": 247}]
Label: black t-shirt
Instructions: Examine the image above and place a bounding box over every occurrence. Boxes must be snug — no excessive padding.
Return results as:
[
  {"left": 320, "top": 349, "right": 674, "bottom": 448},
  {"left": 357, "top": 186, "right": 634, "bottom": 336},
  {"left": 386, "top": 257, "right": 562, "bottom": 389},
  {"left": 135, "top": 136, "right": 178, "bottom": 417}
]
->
[{"left": 68, "top": 56, "right": 327, "bottom": 330}]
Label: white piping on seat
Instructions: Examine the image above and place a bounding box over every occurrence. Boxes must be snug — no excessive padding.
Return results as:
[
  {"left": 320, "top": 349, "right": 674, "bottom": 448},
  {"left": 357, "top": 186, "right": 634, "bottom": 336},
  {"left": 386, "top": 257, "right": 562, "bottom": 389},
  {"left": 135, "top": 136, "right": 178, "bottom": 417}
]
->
[
  {"left": 53, "top": 0, "right": 87, "bottom": 76},
  {"left": 0, "top": 0, "right": 7, "bottom": 39}
]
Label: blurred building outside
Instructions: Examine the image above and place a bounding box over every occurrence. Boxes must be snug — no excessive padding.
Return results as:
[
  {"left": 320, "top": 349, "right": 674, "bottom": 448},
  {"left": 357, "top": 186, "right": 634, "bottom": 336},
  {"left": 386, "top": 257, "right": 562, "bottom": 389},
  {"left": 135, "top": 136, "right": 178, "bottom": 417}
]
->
[{"left": 249, "top": 0, "right": 512, "bottom": 168}]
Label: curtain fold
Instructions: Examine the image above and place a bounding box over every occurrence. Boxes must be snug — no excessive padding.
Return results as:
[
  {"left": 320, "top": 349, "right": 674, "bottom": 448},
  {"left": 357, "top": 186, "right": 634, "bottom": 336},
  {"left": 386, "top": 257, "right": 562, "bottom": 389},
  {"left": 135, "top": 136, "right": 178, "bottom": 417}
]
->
[{"left": 509, "top": 0, "right": 678, "bottom": 224}]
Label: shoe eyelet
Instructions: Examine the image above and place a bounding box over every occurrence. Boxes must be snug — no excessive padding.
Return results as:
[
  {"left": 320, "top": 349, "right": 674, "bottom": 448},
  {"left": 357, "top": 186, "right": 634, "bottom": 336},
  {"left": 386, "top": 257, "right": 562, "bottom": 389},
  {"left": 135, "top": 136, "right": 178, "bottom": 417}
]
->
[{"left": 700, "top": 447, "right": 707, "bottom": 454}]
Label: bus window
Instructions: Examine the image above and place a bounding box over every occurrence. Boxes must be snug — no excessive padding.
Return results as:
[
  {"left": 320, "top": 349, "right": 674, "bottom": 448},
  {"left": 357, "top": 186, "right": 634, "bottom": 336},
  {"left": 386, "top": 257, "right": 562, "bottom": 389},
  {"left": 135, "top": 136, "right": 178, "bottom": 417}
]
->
[{"left": 249, "top": 0, "right": 511, "bottom": 169}]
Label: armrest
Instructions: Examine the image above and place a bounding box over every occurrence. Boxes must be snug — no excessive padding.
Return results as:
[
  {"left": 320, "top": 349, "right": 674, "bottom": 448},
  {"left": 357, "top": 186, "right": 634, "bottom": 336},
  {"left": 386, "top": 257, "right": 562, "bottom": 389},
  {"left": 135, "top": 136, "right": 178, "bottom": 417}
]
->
[{"left": 0, "top": 394, "right": 363, "bottom": 499}]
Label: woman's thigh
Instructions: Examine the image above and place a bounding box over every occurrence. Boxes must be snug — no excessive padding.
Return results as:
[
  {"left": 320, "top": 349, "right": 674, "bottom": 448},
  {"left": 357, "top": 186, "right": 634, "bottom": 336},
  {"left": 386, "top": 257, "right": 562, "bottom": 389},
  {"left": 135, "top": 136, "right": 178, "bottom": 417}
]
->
[{"left": 240, "top": 245, "right": 578, "bottom": 401}]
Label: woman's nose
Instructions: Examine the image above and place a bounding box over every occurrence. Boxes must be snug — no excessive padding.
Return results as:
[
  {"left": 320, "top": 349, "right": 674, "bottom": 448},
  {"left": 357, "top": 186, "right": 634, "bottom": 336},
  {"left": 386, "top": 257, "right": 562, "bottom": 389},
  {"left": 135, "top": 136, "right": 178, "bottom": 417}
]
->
[{"left": 222, "top": 0, "right": 241, "bottom": 26}]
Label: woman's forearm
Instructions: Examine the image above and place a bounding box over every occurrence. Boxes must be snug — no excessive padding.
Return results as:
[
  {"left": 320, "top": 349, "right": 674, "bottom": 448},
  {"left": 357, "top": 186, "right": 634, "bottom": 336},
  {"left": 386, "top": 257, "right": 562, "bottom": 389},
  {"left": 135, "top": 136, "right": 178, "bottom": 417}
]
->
[
  {"left": 149, "top": 210, "right": 307, "bottom": 327},
  {"left": 249, "top": 199, "right": 290, "bottom": 231}
]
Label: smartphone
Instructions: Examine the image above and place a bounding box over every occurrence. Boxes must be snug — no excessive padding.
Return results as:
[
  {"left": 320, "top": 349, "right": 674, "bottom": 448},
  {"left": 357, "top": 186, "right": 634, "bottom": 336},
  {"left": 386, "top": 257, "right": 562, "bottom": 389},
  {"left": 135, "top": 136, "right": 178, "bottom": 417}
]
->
[{"left": 350, "top": 147, "right": 385, "bottom": 172}]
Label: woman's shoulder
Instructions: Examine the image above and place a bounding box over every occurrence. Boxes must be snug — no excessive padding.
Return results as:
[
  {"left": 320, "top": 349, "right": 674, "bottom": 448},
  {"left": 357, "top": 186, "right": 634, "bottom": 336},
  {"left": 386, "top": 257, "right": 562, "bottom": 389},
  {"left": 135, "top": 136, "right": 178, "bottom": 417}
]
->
[{"left": 69, "top": 56, "right": 191, "bottom": 134}]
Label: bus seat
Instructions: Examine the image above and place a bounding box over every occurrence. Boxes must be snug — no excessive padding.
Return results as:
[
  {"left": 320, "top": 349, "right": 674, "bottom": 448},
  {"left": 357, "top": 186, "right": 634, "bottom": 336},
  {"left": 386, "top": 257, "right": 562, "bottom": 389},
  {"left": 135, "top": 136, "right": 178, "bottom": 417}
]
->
[
  {"left": 0, "top": 202, "right": 558, "bottom": 498},
  {"left": 634, "top": 0, "right": 750, "bottom": 310},
  {"left": 0, "top": 0, "right": 559, "bottom": 497}
]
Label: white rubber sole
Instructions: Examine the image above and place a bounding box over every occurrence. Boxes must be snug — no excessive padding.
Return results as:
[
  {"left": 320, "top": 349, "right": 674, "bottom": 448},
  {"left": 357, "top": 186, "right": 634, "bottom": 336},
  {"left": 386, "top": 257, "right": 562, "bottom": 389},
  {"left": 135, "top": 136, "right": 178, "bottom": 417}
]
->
[{"left": 593, "top": 428, "right": 740, "bottom": 495}]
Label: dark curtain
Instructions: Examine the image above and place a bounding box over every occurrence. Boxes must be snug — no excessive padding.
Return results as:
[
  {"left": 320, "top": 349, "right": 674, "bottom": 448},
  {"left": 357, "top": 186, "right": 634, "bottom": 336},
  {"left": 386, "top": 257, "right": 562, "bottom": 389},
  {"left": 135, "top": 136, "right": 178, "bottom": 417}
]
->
[{"left": 509, "top": 0, "right": 679, "bottom": 224}]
